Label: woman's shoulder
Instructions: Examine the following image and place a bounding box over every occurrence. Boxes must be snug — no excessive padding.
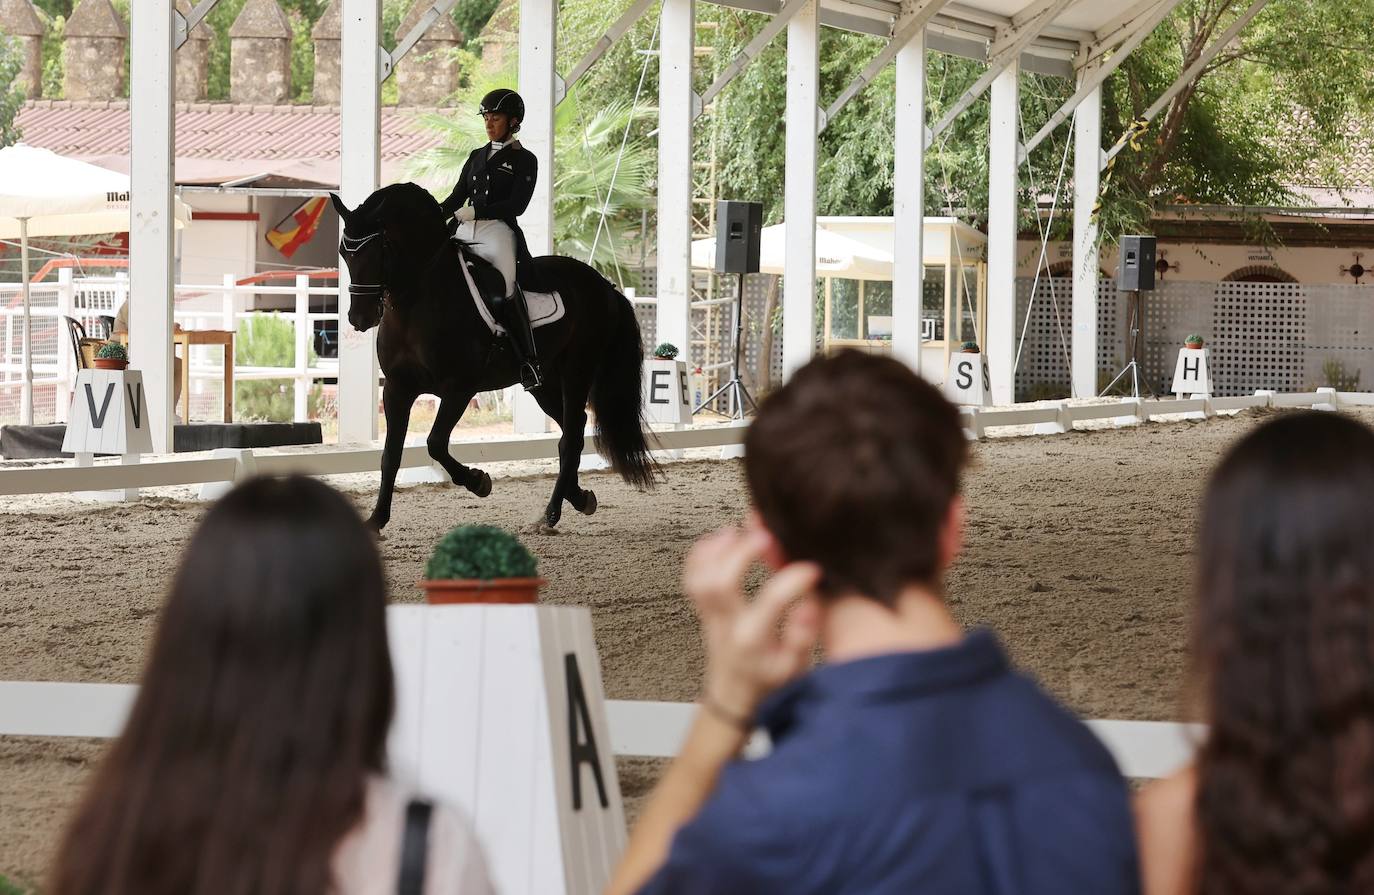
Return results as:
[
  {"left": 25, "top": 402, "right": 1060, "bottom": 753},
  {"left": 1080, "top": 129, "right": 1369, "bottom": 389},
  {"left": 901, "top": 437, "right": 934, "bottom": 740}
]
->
[
  {"left": 334, "top": 777, "right": 495, "bottom": 895},
  {"left": 1135, "top": 764, "right": 1198, "bottom": 895}
]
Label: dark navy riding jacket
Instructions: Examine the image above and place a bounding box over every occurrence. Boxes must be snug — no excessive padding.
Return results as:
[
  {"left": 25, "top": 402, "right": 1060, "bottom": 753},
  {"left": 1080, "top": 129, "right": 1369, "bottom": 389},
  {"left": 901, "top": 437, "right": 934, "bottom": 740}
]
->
[
  {"left": 636, "top": 630, "right": 1140, "bottom": 895},
  {"left": 440, "top": 141, "right": 540, "bottom": 288}
]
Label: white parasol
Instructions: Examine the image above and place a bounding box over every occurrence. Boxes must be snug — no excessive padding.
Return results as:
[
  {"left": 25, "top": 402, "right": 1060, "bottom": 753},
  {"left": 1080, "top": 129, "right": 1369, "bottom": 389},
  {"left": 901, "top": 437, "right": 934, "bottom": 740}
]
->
[{"left": 0, "top": 144, "right": 191, "bottom": 424}]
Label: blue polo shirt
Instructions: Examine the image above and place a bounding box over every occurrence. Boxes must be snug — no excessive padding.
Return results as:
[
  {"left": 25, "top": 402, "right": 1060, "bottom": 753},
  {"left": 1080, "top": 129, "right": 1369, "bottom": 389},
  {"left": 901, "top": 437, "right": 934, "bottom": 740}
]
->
[{"left": 637, "top": 629, "right": 1139, "bottom": 895}]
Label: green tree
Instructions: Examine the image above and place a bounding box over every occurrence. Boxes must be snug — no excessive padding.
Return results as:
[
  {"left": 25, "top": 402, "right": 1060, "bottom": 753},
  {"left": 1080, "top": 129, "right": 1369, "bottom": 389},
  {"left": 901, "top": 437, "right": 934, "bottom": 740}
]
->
[
  {"left": 0, "top": 35, "right": 24, "bottom": 148},
  {"left": 548, "top": 0, "right": 1373, "bottom": 242},
  {"left": 407, "top": 64, "right": 655, "bottom": 283},
  {"left": 234, "top": 313, "right": 321, "bottom": 422}
]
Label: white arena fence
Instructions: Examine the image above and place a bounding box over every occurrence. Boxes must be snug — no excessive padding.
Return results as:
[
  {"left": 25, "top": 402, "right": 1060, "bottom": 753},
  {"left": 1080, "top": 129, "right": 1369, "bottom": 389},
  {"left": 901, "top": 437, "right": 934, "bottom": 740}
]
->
[
  {"left": 0, "top": 272, "right": 339, "bottom": 425},
  {"left": 0, "top": 388, "right": 1366, "bottom": 497},
  {"left": 0, "top": 680, "right": 1201, "bottom": 780}
]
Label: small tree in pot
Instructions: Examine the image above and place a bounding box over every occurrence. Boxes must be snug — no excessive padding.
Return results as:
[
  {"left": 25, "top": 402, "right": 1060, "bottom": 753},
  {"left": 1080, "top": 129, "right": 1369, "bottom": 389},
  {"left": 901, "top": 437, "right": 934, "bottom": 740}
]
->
[
  {"left": 652, "top": 342, "right": 679, "bottom": 361},
  {"left": 1185, "top": 333, "right": 1205, "bottom": 350},
  {"left": 421, "top": 524, "right": 543, "bottom": 604},
  {"left": 94, "top": 341, "right": 129, "bottom": 370},
  {"left": 959, "top": 340, "right": 980, "bottom": 354}
]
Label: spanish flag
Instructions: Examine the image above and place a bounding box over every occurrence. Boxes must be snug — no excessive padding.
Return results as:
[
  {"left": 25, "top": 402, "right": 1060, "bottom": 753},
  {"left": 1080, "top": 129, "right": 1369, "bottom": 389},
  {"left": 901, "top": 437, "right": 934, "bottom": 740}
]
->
[{"left": 266, "top": 196, "right": 328, "bottom": 258}]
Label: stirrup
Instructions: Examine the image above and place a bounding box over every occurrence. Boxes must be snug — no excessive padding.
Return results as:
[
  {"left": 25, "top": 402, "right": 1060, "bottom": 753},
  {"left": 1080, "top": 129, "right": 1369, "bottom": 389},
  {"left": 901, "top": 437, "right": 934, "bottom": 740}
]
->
[{"left": 519, "top": 361, "right": 543, "bottom": 391}]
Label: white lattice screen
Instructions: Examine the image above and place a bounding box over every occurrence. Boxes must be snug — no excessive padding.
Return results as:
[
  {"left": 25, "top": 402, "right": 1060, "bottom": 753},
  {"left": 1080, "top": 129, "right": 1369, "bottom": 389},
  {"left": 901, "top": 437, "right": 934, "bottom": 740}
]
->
[
  {"left": 1013, "top": 278, "right": 1121, "bottom": 399},
  {"left": 1013, "top": 279, "right": 1374, "bottom": 398}
]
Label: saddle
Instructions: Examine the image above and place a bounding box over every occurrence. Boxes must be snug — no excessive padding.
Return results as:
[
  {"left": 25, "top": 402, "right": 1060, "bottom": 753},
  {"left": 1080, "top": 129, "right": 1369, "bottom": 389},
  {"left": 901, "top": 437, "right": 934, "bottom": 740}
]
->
[{"left": 453, "top": 241, "right": 565, "bottom": 336}]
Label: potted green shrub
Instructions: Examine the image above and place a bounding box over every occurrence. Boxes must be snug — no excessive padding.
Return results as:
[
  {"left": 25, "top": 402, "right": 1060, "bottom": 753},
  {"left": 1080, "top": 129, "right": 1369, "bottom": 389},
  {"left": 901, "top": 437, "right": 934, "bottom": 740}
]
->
[
  {"left": 652, "top": 342, "right": 679, "bottom": 361},
  {"left": 1185, "top": 333, "right": 1205, "bottom": 350},
  {"left": 420, "top": 524, "right": 543, "bottom": 604},
  {"left": 93, "top": 341, "right": 129, "bottom": 370},
  {"left": 959, "top": 340, "right": 980, "bottom": 354}
]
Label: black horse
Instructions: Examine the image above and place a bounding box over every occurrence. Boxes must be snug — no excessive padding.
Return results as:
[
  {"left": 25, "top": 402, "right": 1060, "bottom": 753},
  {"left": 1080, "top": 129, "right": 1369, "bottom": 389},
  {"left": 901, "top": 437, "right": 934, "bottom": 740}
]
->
[{"left": 330, "top": 183, "right": 656, "bottom": 531}]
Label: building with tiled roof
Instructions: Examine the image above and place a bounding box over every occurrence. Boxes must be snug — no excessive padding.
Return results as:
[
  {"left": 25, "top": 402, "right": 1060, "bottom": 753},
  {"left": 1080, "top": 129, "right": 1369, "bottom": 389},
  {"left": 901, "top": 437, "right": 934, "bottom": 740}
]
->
[{"left": 14, "top": 100, "right": 445, "bottom": 189}]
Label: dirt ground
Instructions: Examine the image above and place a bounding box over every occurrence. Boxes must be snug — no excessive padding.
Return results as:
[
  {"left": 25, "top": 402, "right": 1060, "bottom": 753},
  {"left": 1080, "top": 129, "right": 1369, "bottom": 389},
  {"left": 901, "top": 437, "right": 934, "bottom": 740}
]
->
[{"left": 0, "top": 407, "right": 1335, "bottom": 887}]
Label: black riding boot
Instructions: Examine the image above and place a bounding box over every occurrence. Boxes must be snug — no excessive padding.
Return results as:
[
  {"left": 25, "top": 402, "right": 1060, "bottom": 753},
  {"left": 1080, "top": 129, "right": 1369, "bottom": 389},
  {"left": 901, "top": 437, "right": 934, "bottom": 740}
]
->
[{"left": 502, "top": 286, "right": 543, "bottom": 390}]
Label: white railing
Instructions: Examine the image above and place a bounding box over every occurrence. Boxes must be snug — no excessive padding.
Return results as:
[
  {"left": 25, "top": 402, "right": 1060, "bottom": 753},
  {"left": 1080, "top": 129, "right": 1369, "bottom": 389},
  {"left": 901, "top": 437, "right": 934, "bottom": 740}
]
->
[
  {"left": 0, "top": 680, "right": 1199, "bottom": 779},
  {"left": 0, "top": 272, "right": 338, "bottom": 424}
]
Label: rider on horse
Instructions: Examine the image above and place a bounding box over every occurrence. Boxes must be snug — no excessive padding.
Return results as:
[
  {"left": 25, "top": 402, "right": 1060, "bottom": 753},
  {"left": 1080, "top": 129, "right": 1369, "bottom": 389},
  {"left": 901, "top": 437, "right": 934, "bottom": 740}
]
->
[{"left": 439, "top": 87, "right": 543, "bottom": 390}]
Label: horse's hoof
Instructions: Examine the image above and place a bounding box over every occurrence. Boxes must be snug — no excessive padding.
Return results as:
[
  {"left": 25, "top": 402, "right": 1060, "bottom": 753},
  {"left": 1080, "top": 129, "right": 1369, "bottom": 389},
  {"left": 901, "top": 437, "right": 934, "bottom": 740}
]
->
[
  {"left": 522, "top": 518, "right": 559, "bottom": 536},
  {"left": 468, "top": 470, "right": 492, "bottom": 498},
  {"left": 365, "top": 515, "right": 387, "bottom": 537},
  {"left": 577, "top": 490, "right": 598, "bottom": 516}
]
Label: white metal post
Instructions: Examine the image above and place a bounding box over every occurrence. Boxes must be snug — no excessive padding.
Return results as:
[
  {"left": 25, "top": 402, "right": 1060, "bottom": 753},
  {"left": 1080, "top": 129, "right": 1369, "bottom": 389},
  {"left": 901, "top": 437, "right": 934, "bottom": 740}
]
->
[
  {"left": 519, "top": 0, "right": 556, "bottom": 256},
  {"left": 338, "top": 0, "right": 382, "bottom": 444},
  {"left": 1072, "top": 84, "right": 1102, "bottom": 399},
  {"left": 986, "top": 63, "right": 1019, "bottom": 405},
  {"left": 130, "top": 2, "right": 177, "bottom": 451},
  {"left": 781, "top": 0, "right": 819, "bottom": 379},
  {"left": 18, "top": 217, "right": 31, "bottom": 425},
  {"left": 55, "top": 267, "right": 73, "bottom": 424},
  {"left": 892, "top": 29, "right": 926, "bottom": 373},
  {"left": 655, "top": 0, "right": 693, "bottom": 356},
  {"left": 295, "top": 274, "right": 310, "bottom": 421},
  {"left": 514, "top": 0, "right": 558, "bottom": 435}
]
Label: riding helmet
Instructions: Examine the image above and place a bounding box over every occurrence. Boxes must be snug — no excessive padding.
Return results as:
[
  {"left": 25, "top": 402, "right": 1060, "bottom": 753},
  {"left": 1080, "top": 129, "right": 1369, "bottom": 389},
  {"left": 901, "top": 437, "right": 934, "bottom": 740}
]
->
[{"left": 479, "top": 88, "right": 525, "bottom": 127}]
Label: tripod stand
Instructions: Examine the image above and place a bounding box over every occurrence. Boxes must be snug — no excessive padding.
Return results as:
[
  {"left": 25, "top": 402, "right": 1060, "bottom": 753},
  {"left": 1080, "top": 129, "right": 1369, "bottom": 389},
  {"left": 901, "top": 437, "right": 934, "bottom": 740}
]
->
[
  {"left": 1099, "top": 289, "right": 1156, "bottom": 399},
  {"left": 694, "top": 271, "right": 757, "bottom": 419}
]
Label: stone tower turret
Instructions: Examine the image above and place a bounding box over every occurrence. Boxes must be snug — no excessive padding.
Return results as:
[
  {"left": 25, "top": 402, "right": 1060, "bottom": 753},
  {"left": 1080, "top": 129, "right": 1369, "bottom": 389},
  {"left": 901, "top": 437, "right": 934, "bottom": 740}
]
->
[
  {"left": 0, "top": 0, "right": 43, "bottom": 99},
  {"left": 310, "top": 0, "right": 341, "bottom": 105},
  {"left": 64, "top": 0, "right": 127, "bottom": 102},
  {"left": 396, "top": 1, "right": 462, "bottom": 107},
  {"left": 175, "top": 0, "right": 214, "bottom": 102},
  {"left": 229, "top": 0, "right": 292, "bottom": 105}
]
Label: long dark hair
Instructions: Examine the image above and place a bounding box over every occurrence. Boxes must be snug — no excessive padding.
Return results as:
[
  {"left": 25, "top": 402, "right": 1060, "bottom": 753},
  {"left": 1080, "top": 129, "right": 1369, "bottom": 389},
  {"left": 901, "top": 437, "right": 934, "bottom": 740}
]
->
[
  {"left": 1194, "top": 412, "right": 1374, "bottom": 893},
  {"left": 51, "top": 476, "right": 394, "bottom": 895}
]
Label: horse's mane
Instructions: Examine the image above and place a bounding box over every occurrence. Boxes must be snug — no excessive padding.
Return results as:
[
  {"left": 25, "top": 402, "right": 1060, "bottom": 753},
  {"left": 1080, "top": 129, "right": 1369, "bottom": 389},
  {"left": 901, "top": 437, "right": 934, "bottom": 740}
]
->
[
  {"left": 353, "top": 182, "right": 444, "bottom": 226},
  {"left": 351, "top": 182, "right": 448, "bottom": 244}
]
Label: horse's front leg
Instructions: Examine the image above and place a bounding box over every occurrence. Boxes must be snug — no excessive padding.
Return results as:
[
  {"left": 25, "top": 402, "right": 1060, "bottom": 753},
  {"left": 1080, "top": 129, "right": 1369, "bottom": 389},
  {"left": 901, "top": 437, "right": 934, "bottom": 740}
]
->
[
  {"left": 532, "top": 375, "right": 595, "bottom": 530},
  {"left": 368, "top": 381, "right": 416, "bottom": 532},
  {"left": 427, "top": 390, "right": 491, "bottom": 497}
]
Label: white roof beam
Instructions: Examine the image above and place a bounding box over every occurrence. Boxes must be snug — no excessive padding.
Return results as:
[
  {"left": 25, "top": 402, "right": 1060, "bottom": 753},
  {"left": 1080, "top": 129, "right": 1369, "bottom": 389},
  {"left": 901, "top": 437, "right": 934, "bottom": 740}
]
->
[
  {"left": 561, "top": 0, "right": 657, "bottom": 103},
  {"left": 819, "top": 0, "right": 954, "bottom": 132},
  {"left": 1018, "top": 0, "right": 1182, "bottom": 163},
  {"left": 386, "top": 0, "right": 461, "bottom": 80},
  {"left": 697, "top": 0, "right": 812, "bottom": 117},
  {"left": 1086, "top": 0, "right": 1167, "bottom": 56},
  {"left": 173, "top": 0, "right": 224, "bottom": 49},
  {"left": 1101, "top": 0, "right": 1269, "bottom": 169},
  {"left": 927, "top": 0, "right": 1076, "bottom": 145}
]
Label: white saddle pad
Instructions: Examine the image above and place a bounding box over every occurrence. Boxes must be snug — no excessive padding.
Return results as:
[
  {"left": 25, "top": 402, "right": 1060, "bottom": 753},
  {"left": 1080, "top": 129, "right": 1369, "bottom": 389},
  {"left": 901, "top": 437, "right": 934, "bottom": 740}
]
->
[{"left": 458, "top": 254, "right": 565, "bottom": 335}]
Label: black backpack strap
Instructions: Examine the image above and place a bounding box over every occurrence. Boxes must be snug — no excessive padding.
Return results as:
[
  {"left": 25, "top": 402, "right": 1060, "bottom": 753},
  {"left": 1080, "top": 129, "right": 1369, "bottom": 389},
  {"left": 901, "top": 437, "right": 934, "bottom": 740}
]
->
[{"left": 397, "top": 798, "right": 434, "bottom": 895}]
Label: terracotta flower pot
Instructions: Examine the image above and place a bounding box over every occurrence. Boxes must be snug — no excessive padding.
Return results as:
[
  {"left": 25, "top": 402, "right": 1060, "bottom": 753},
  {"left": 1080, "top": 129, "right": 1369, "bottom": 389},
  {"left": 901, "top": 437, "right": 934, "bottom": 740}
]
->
[
  {"left": 420, "top": 577, "right": 545, "bottom": 605},
  {"left": 93, "top": 358, "right": 129, "bottom": 370},
  {"left": 1185, "top": 341, "right": 1203, "bottom": 350},
  {"left": 961, "top": 348, "right": 980, "bottom": 354}
]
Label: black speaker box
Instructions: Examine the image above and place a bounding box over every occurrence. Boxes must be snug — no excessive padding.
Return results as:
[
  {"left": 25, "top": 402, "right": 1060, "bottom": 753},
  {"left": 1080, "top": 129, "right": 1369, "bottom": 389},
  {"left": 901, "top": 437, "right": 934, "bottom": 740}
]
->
[
  {"left": 714, "top": 200, "right": 763, "bottom": 274},
  {"left": 1118, "top": 235, "right": 1157, "bottom": 291}
]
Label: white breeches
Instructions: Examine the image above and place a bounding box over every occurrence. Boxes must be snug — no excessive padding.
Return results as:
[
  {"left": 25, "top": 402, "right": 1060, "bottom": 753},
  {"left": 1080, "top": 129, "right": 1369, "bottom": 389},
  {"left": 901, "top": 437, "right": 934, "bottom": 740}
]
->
[{"left": 455, "top": 219, "right": 517, "bottom": 297}]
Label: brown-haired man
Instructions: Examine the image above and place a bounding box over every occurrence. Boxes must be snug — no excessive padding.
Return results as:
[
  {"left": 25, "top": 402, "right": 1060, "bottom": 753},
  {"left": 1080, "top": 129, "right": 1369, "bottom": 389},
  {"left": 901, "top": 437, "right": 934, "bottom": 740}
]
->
[{"left": 609, "top": 351, "right": 1139, "bottom": 895}]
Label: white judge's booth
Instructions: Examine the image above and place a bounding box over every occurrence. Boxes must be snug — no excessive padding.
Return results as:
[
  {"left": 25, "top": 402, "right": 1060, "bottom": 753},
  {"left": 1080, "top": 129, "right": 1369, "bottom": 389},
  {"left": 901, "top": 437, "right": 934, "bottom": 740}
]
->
[{"left": 691, "top": 216, "right": 987, "bottom": 384}]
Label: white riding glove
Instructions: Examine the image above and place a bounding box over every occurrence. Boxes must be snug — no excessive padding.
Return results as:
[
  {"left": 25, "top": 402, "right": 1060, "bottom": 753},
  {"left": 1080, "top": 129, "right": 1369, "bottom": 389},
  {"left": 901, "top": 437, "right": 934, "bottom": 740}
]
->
[{"left": 454, "top": 205, "right": 476, "bottom": 223}]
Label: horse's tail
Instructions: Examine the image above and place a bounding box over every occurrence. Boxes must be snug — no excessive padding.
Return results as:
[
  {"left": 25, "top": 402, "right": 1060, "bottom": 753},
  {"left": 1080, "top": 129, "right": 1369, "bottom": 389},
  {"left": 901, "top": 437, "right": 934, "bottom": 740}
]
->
[{"left": 590, "top": 284, "right": 659, "bottom": 489}]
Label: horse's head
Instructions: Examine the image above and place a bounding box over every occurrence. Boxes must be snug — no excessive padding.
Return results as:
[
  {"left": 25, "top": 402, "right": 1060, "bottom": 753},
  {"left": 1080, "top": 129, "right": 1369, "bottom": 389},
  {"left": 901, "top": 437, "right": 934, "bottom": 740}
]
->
[
  {"left": 331, "top": 184, "right": 447, "bottom": 332},
  {"left": 332, "top": 192, "right": 389, "bottom": 332}
]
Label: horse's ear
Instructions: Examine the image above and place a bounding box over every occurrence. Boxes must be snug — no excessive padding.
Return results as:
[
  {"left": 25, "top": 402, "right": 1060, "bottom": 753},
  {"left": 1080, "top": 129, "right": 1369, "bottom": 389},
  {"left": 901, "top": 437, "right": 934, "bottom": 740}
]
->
[{"left": 329, "top": 193, "right": 351, "bottom": 222}]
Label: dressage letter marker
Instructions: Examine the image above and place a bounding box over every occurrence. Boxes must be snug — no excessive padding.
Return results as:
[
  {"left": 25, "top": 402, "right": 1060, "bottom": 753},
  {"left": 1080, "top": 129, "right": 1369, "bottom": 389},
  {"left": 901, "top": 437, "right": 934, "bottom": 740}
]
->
[
  {"left": 943, "top": 353, "right": 993, "bottom": 407},
  {"left": 387, "top": 604, "right": 625, "bottom": 895},
  {"left": 643, "top": 359, "right": 691, "bottom": 425},
  {"left": 1172, "top": 348, "right": 1211, "bottom": 398},
  {"left": 62, "top": 369, "right": 155, "bottom": 457}
]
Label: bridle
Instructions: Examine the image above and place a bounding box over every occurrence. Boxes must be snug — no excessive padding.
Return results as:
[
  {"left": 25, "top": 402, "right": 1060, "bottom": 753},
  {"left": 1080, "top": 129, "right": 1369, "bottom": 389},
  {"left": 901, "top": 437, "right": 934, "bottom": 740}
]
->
[{"left": 340, "top": 230, "right": 386, "bottom": 303}]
